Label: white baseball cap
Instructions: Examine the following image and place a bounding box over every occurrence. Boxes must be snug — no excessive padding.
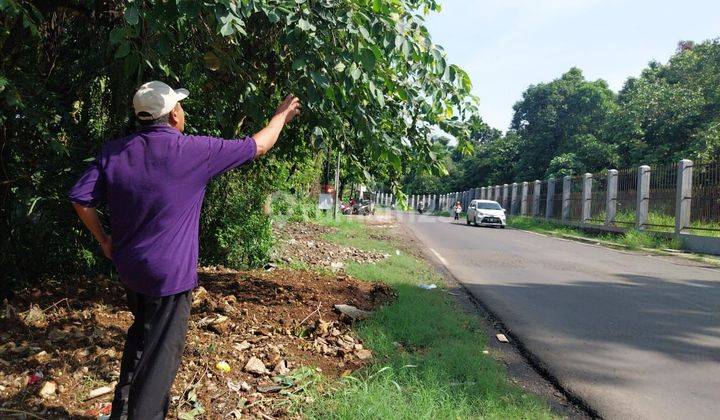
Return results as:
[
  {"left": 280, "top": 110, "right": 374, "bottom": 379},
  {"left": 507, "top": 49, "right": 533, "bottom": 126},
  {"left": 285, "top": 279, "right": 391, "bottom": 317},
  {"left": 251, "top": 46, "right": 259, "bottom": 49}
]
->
[{"left": 132, "top": 81, "right": 189, "bottom": 120}]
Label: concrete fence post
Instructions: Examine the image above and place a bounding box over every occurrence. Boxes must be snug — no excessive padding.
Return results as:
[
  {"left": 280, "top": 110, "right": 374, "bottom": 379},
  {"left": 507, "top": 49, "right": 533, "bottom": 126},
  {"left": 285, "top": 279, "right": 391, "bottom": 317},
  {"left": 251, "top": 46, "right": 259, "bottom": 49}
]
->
[
  {"left": 489, "top": 186, "right": 494, "bottom": 201},
  {"left": 532, "top": 180, "right": 541, "bottom": 217},
  {"left": 606, "top": 169, "right": 618, "bottom": 225},
  {"left": 511, "top": 183, "right": 518, "bottom": 215},
  {"left": 675, "top": 159, "right": 693, "bottom": 234},
  {"left": 546, "top": 178, "right": 555, "bottom": 219},
  {"left": 521, "top": 182, "right": 529, "bottom": 215},
  {"left": 479, "top": 187, "right": 484, "bottom": 200},
  {"left": 494, "top": 185, "right": 501, "bottom": 205},
  {"left": 470, "top": 188, "right": 476, "bottom": 203},
  {"left": 502, "top": 184, "right": 509, "bottom": 210},
  {"left": 636, "top": 165, "right": 651, "bottom": 230},
  {"left": 582, "top": 173, "right": 592, "bottom": 223},
  {"left": 562, "top": 176, "right": 571, "bottom": 221}
]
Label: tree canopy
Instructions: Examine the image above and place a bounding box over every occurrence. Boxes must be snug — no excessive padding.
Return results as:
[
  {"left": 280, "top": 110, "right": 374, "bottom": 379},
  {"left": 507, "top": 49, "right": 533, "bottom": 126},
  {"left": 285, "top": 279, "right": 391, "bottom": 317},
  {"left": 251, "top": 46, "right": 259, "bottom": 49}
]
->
[
  {"left": 405, "top": 39, "right": 720, "bottom": 195},
  {"left": 0, "top": 0, "right": 479, "bottom": 287}
]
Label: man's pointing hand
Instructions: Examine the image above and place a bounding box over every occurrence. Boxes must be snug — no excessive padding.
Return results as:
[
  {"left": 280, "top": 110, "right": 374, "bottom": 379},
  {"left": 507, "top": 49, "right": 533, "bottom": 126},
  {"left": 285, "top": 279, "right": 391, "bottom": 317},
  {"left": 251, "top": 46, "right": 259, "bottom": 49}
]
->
[
  {"left": 274, "top": 94, "right": 301, "bottom": 125},
  {"left": 253, "top": 94, "right": 302, "bottom": 156}
]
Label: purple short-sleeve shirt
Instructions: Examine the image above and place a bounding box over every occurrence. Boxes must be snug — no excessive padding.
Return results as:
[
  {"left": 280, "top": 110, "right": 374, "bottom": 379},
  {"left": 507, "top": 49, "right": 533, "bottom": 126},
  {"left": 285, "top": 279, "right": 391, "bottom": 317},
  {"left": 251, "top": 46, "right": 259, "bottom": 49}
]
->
[{"left": 69, "top": 125, "right": 257, "bottom": 297}]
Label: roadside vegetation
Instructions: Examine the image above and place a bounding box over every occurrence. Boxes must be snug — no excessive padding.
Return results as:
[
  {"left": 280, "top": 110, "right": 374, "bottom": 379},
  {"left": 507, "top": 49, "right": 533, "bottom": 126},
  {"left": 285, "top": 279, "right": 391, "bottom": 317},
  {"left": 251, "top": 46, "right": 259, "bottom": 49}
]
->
[
  {"left": 506, "top": 216, "right": 682, "bottom": 251},
  {"left": 298, "top": 216, "right": 556, "bottom": 419},
  {"left": 1, "top": 0, "right": 478, "bottom": 295},
  {"left": 401, "top": 40, "right": 720, "bottom": 201}
]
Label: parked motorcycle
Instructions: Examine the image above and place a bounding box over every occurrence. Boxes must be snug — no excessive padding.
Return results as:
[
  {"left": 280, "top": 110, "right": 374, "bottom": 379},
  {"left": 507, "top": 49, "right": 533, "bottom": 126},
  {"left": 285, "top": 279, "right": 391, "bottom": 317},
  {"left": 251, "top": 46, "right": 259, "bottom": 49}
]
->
[
  {"left": 417, "top": 201, "right": 425, "bottom": 214},
  {"left": 340, "top": 203, "right": 353, "bottom": 215}
]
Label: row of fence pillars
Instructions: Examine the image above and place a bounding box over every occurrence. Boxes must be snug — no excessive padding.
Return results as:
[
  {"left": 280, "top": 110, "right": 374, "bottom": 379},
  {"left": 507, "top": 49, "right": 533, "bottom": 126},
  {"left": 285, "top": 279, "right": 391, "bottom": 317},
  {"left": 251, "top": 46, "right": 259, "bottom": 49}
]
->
[{"left": 419, "top": 159, "right": 695, "bottom": 234}]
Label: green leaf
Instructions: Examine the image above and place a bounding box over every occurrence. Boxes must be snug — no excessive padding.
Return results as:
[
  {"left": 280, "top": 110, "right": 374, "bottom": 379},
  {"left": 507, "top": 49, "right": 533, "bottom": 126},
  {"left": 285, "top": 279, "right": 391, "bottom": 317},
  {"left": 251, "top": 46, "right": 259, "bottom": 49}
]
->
[
  {"left": 292, "top": 58, "right": 306, "bottom": 71},
  {"left": 115, "top": 42, "right": 131, "bottom": 58},
  {"left": 358, "top": 25, "right": 372, "bottom": 43},
  {"left": 297, "top": 18, "right": 314, "bottom": 32},
  {"left": 389, "top": 153, "right": 402, "bottom": 171},
  {"left": 333, "top": 62, "right": 346, "bottom": 72},
  {"left": 375, "top": 87, "right": 385, "bottom": 107},
  {"left": 359, "top": 48, "right": 375, "bottom": 71},
  {"left": 124, "top": 5, "right": 139, "bottom": 25},
  {"left": 324, "top": 85, "right": 336, "bottom": 101},
  {"left": 310, "top": 71, "right": 330, "bottom": 88},
  {"left": 349, "top": 63, "right": 361, "bottom": 81},
  {"left": 109, "top": 27, "right": 125, "bottom": 45},
  {"left": 220, "top": 21, "right": 234, "bottom": 36},
  {"left": 266, "top": 9, "right": 280, "bottom": 23},
  {"left": 123, "top": 53, "right": 140, "bottom": 78}
]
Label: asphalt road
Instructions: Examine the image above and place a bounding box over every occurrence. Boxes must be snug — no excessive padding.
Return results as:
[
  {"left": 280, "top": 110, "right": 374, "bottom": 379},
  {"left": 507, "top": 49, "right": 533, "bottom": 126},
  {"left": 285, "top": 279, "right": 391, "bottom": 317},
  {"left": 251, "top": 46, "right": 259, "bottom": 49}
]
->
[{"left": 401, "top": 213, "right": 720, "bottom": 420}]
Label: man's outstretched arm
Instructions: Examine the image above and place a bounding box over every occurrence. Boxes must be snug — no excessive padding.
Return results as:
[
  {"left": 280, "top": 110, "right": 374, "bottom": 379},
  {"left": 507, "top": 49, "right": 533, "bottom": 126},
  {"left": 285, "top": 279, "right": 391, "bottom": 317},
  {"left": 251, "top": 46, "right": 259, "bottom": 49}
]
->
[
  {"left": 253, "top": 94, "right": 301, "bottom": 156},
  {"left": 72, "top": 203, "right": 112, "bottom": 260}
]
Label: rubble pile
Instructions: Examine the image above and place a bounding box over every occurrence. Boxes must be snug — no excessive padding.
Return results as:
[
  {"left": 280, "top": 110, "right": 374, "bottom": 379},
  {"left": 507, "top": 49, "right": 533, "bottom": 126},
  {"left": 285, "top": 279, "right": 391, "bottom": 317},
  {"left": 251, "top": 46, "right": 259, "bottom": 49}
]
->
[
  {"left": 0, "top": 221, "right": 395, "bottom": 418},
  {"left": 274, "top": 222, "right": 389, "bottom": 269},
  {"left": 0, "top": 269, "right": 393, "bottom": 419}
]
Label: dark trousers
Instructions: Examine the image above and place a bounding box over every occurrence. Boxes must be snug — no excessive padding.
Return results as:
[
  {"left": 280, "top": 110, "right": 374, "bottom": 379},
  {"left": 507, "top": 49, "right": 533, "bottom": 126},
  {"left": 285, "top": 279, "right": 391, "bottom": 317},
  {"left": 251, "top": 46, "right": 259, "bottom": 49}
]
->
[
  {"left": 110, "top": 289, "right": 191, "bottom": 420},
  {"left": 454, "top": 212, "right": 459, "bottom": 220}
]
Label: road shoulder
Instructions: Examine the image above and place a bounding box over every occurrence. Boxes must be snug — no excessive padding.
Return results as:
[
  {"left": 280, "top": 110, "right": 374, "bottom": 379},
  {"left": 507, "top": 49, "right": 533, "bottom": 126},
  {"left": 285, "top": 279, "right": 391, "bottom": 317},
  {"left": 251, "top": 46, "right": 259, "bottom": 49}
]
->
[{"left": 392, "top": 215, "right": 592, "bottom": 419}]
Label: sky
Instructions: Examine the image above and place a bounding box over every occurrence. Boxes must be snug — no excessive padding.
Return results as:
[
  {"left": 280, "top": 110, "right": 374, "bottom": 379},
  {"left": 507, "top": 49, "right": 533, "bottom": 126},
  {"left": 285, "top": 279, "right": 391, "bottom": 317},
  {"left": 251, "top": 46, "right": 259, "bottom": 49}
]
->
[{"left": 425, "top": 0, "right": 720, "bottom": 132}]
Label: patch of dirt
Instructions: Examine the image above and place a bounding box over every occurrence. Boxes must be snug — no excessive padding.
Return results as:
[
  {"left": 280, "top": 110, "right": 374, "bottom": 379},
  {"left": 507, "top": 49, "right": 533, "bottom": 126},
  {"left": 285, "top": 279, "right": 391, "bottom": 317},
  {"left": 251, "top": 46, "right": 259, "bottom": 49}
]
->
[
  {"left": 273, "top": 221, "right": 388, "bottom": 269},
  {"left": 0, "top": 268, "right": 394, "bottom": 419}
]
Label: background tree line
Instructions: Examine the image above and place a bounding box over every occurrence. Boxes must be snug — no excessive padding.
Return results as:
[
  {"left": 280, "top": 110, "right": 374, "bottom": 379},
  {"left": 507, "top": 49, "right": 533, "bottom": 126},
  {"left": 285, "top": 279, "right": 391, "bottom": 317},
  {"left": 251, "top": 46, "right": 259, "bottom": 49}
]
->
[
  {"left": 0, "top": 0, "right": 479, "bottom": 293},
  {"left": 404, "top": 39, "right": 720, "bottom": 194}
]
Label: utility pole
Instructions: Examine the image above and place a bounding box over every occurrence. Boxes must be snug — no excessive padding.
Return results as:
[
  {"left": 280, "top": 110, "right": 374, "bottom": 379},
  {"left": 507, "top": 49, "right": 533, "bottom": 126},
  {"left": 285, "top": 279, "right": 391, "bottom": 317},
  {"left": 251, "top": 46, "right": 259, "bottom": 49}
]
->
[{"left": 333, "top": 150, "right": 340, "bottom": 220}]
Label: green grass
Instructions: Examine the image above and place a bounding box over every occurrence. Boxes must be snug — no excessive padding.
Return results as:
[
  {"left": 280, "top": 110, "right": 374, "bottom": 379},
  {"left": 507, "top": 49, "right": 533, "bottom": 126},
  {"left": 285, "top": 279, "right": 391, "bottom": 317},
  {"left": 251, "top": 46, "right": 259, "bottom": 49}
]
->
[
  {"left": 507, "top": 216, "right": 681, "bottom": 250},
  {"left": 297, "top": 217, "right": 555, "bottom": 419},
  {"left": 593, "top": 210, "right": 720, "bottom": 237}
]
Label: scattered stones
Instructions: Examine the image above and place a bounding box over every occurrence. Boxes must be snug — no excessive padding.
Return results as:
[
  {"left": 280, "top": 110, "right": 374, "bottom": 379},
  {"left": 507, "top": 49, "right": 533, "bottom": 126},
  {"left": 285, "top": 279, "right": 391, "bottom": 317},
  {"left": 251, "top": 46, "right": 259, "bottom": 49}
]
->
[
  {"left": 334, "top": 304, "right": 371, "bottom": 320},
  {"left": 356, "top": 349, "right": 373, "bottom": 360},
  {"left": 273, "top": 360, "right": 290, "bottom": 375},
  {"left": 233, "top": 341, "right": 252, "bottom": 352},
  {"left": 39, "top": 380, "right": 57, "bottom": 398},
  {"left": 244, "top": 356, "right": 267, "bottom": 375},
  {"left": 273, "top": 222, "right": 388, "bottom": 269},
  {"left": 86, "top": 382, "right": 116, "bottom": 400},
  {"left": 198, "top": 314, "right": 230, "bottom": 334}
]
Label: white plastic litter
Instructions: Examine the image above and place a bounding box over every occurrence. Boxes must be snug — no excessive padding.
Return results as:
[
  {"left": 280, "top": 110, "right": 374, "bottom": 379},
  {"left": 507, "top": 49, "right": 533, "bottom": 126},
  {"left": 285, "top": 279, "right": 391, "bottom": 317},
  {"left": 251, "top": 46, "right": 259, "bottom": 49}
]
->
[{"left": 418, "top": 283, "right": 437, "bottom": 290}]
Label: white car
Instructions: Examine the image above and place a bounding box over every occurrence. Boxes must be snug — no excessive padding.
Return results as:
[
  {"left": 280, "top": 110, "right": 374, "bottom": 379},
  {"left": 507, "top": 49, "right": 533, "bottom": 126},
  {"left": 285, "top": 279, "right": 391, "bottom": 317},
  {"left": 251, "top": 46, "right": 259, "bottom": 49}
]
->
[{"left": 467, "top": 199, "right": 506, "bottom": 228}]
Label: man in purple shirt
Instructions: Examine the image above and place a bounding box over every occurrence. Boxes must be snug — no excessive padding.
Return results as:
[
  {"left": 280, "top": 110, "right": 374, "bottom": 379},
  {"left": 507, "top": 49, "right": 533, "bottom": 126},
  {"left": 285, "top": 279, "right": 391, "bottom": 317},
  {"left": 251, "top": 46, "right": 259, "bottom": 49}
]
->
[{"left": 69, "top": 81, "right": 300, "bottom": 419}]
